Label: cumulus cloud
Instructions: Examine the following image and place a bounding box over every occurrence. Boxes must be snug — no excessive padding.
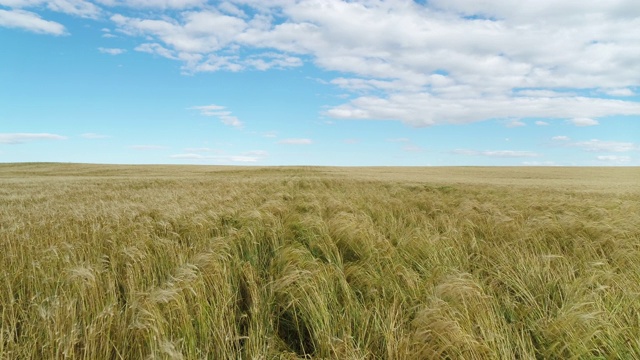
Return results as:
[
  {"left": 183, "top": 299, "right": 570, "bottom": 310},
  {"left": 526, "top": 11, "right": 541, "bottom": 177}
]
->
[
  {"left": 0, "top": 0, "right": 100, "bottom": 18},
  {"left": 96, "top": 0, "right": 205, "bottom": 9},
  {"left": 7, "top": 1, "right": 640, "bottom": 126},
  {"left": 278, "top": 138, "right": 313, "bottom": 145},
  {"left": 568, "top": 118, "right": 599, "bottom": 127},
  {"left": 0, "top": 9, "right": 66, "bottom": 35},
  {"left": 189, "top": 104, "right": 243, "bottom": 129},
  {"left": 98, "top": 47, "right": 126, "bottom": 55},
  {"left": 0, "top": 132, "right": 67, "bottom": 144},
  {"left": 46, "top": 0, "right": 100, "bottom": 18}
]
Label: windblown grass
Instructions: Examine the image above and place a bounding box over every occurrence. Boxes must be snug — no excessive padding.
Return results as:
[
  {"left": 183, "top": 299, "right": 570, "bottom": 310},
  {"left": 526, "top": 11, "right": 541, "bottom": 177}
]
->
[{"left": 1, "top": 163, "right": 638, "bottom": 359}]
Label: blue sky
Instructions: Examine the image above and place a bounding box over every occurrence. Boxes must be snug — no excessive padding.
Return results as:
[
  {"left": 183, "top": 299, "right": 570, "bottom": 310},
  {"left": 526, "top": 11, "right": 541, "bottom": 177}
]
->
[{"left": 1, "top": 0, "right": 639, "bottom": 166}]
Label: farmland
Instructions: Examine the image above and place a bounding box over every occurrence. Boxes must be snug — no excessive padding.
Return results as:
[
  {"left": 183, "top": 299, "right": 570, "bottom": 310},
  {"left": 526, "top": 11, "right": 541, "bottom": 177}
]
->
[{"left": 1, "top": 163, "right": 639, "bottom": 359}]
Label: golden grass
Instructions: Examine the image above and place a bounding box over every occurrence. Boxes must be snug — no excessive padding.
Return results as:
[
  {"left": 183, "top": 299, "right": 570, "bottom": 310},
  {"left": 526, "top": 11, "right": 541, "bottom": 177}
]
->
[{"left": 1, "top": 163, "right": 638, "bottom": 359}]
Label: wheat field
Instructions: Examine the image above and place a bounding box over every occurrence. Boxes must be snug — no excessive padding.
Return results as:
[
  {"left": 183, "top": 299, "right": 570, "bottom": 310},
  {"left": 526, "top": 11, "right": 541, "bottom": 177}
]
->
[{"left": 1, "top": 163, "right": 639, "bottom": 359}]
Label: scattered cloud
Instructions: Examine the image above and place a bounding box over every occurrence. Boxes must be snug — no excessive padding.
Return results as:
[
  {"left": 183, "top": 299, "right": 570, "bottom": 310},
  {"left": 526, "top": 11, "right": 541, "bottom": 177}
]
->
[
  {"left": 596, "top": 155, "right": 631, "bottom": 164},
  {"left": 47, "top": 0, "right": 101, "bottom": 18},
  {"left": 0, "top": 133, "right": 67, "bottom": 144},
  {"left": 574, "top": 139, "right": 637, "bottom": 153},
  {"left": 4, "top": 1, "right": 640, "bottom": 126},
  {"left": 0, "top": 9, "right": 66, "bottom": 35},
  {"left": 0, "top": 0, "right": 101, "bottom": 18},
  {"left": 96, "top": 1, "right": 640, "bottom": 126},
  {"left": 551, "top": 136, "right": 637, "bottom": 152},
  {"left": 81, "top": 133, "right": 109, "bottom": 139},
  {"left": 506, "top": 120, "right": 526, "bottom": 128},
  {"left": 128, "top": 145, "right": 166, "bottom": 150},
  {"left": 189, "top": 104, "right": 243, "bottom": 129},
  {"left": 98, "top": 47, "right": 126, "bottom": 55},
  {"left": 278, "top": 138, "right": 312, "bottom": 145},
  {"left": 344, "top": 138, "right": 360, "bottom": 144},
  {"left": 327, "top": 95, "right": 639, "bottom": 127},
  {"left": 100, "top": 27, "right": 116, "bottom": 37},
  {"left": 535, "top": 121, "right": 549, "bottom": 126},
  {"left": 452, "top": 149, "right": 539, "bottom": 158},
  {"left": 96, "top": 0, "right": 205, "bottom": 9},
  {"left": 568, "top": 118, "right": 599, "bottom": 127}
]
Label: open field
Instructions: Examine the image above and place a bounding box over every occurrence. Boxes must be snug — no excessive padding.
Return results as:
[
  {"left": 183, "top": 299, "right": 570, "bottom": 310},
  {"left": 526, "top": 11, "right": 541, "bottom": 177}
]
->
[{"left": 1, "top": 163, "right": 639, "bottom": 359}]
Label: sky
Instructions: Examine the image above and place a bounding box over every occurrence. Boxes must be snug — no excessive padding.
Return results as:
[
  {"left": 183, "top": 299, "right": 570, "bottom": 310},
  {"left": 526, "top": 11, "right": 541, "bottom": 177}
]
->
[{"left": 1, "top": 0, "right": 639, "bottom": 166}]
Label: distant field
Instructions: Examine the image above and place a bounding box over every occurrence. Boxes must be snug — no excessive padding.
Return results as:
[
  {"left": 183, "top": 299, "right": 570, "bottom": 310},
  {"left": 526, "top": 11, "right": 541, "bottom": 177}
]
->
[{"left": 1, "top": 163, "right": 639, "bottom": 359}]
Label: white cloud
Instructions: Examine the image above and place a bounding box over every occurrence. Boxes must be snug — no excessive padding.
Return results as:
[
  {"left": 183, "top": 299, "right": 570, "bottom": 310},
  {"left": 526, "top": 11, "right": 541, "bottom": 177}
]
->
[
  {"left": 568, "top": 118, "right": 599, "bottom": 127},
  {"left": 0, "top": 0, "right": 100, "bottom": 18},
  {"left": 135, "top": 43, "right": 179, "bottom": 60},
  {"left": 0, "top": 9, "right": 66, "bottom": 35},
  {"left": 46, "top": 0, "right": 100, "bottom": 18},
  {"left": 81, "top": 133, "right": 109, "bottom": 139},
  {"left": 189, "top": 104, "right": 243, "bottom": 129},
  {"left": 98, "top": 47, "right": 126, "bottom": 55},
  {"left": 516, "top": 90, "right": 575, "bottom": 98},
  {"left": 96, "top": 0, "right": 204, "bottom": 9},
  {"left": 278, "top": 138, "right": 312, "bottom": 145},
  {"left": 7, "top": 1, "right": 639, "bottom": 126},
  {"left": 535, "top": 121, "right": 549, "bottom": 126},
  {"left": 506, "top": 120, "right": 525, "bottom": 128},
  {"left": 551, "top": 136, "right": 637, "bottom": 152},
  {"left": 452, "top": 149, "right": 539, "bottom": 157},
  {"left": 326, "top": 95, "right": 640, "bottom": 127},
  {"left": 603, "top": 88, "right": 635, "bottom": 97},
  {"left": 0, "top": 132, "right": 67, "bottom": 144},
  {"left": 574, "top": 139, "right": 637, "bottom": 152},
  {"left": 244, "top": 53, "right": 303, "bottom": 71},
  {"left": 596, "top": 155, "right": 631, "bottom": 163}
]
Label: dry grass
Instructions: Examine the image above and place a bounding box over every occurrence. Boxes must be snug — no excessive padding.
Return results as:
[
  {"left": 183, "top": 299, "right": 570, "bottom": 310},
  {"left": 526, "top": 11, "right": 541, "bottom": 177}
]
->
[{"left": 1, "top": 163, "right": 639, "bottom": 359}]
